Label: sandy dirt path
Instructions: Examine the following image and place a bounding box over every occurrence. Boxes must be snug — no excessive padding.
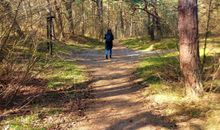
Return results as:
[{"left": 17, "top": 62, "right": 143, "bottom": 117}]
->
[{"left": 71, "top": 42, "right": 176, "bottom": 130}]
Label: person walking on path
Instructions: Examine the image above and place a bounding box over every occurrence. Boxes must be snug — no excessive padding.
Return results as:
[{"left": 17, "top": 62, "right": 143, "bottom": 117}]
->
[{"left": 104, "top": 29, "right": 114, "bottom": 59}]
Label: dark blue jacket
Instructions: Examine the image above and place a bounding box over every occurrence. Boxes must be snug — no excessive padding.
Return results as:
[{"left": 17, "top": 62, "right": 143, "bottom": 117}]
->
[{"left": 104, "top": 32, "right": 114, "bottom": 50}]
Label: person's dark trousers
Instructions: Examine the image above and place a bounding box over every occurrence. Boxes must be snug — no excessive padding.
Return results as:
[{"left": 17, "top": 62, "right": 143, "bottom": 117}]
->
[
  {"left": 105, "top": 48, "right": 112, "bottom": 59},
  {"left": 109, "top": 49, "right": 112, "bottom": 58}
]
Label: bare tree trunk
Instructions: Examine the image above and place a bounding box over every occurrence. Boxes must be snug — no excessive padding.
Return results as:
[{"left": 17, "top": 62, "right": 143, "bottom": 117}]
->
[
  {"left": 90, "top": 0, "right": 96, "bottom": 37},
  {"left": 115, "top": 24, "right": 118, "bottom": 39},
  {"left": 130, "top": 16, "right": 133, "bottom": 37},
  {"left": 63, "top": 0, "right": 75, "bottom": 35},
  {"left": 148, "top": 14, "right": 155, "bottom": 40},
  {"left": 145, "top": 0, "right": 161, "bottom": 40},
  {"left": 202, "top": 0, "right": 213, "bottom": 71},
  {"left": 178, "top": 0, "right": 203, "bottom": 98},
  {"left": 155, "top": 17, "right": 162, "bottom": 39},
  {"left": 154, "top": 13, "right": 162, "bottom": 40},
  {"left": 120, "top": 0, "right": 124, "bottom": 38},
  {"left": 81, "top": 0, "right": 85, "bottom": 36},
  {"left": 96, "top": 0, "right": 103, "bottom": 40},
  {"left": 54, "top": 0, "right": 65, "bottom": 39},
  {"left": 152, "top": 0, "right": 161, "bottom": 40},
  {"left": 0, "top": 0, "right": 24, "bottom": 37},
  {"left": 107, "top": 0, "right": 110, "bottom": 28}
]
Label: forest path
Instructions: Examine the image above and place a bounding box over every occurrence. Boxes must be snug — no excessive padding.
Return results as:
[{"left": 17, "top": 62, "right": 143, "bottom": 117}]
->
[{"left": 71, "top": 41, "right": 176, "bottom": 130}]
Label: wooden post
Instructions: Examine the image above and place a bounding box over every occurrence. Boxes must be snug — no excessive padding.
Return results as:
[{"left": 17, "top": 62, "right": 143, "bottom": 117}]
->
[{"left": 47, "top": 14, "right": 55, "bottom": 55}]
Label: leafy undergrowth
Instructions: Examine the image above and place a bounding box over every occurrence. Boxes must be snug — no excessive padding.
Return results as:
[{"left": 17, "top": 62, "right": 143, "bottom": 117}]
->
[
  {"left": 120, "top": 37, "right": 178, "bottom": 51},
  {"left": 0, "top": 37, "right": 98, "bottom": 129},
  {"left": 136, "top": 37, "right": 220, "bottom": 129}
]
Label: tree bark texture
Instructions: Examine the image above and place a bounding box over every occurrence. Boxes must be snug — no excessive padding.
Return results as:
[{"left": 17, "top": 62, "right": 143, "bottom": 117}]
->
[{"left": 178, "top": 0, "right": 203, "bottom": 98}]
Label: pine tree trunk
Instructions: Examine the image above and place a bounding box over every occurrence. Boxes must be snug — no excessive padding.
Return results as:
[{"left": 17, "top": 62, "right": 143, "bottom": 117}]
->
[{"left": 178, "top": 0, "right": 203, "bottom": 98}]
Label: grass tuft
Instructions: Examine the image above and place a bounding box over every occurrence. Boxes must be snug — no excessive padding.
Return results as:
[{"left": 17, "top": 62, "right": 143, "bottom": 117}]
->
[{"left": 1, "top": 114, "right": 45, "bottom": 130}]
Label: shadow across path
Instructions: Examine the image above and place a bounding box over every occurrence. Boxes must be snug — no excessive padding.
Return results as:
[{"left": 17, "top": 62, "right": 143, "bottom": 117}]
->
[
  {"left": 72, "top": 43, "right": 178, "bottom": 130},
  {"left": 106, "top": 112, "right": 177, "bottom": 130}
]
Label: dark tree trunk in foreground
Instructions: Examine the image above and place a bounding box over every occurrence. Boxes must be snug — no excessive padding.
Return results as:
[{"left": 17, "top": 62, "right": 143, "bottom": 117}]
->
[{"left": 178, "top": 0, "right": 203, "bottom": 98}]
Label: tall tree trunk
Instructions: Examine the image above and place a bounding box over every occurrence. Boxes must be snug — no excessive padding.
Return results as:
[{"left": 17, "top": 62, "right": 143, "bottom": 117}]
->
[
  {"left": 130, "top": 16, "right": 133, "bottom": 37},
  {"left": 202, "top": 0, "right": 213, "bottom": 71},
  {"left": 107, "top": 0, "right": 110, "bottom": 28},
  {"left": 178, "top": 0, "right": 203, "bottom": 98},
  {"left": 115, "top": 24, "right": 118, "bottom": 39},
  {"left": 146, "top": 0, "right": 161, "bottom": 40},
  {"left": 90, "top": 0, "right": 96, "bottom": 37},
  {"left": 54, "top": 0, "right": 65, "bottom": 39},
  {"left": 0, "top": 0, "right": 24, "bottom": 37},
  {"left": 154, "top": 13, "right": 162, "bottom": 40},
  {"left": 96, "top": 0, "right": 103, "bottom": 40},
  {"left": 120, "top": 0, "right": 124, "bottom": 38},
  {"left": 81, "top": 0, "right": 85, "bottom": 35},
  {"left": 63, "top": 0, "right": 75, "bottom": 35},
  {"left": 152, "top": 0, "right": 161, "bottom": 40},
  {"left": 148, "top": 14, "right": 155, "bottom": 40},
  {"left": 155, "top": 17, "right": 162, "bottom": 39}
]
